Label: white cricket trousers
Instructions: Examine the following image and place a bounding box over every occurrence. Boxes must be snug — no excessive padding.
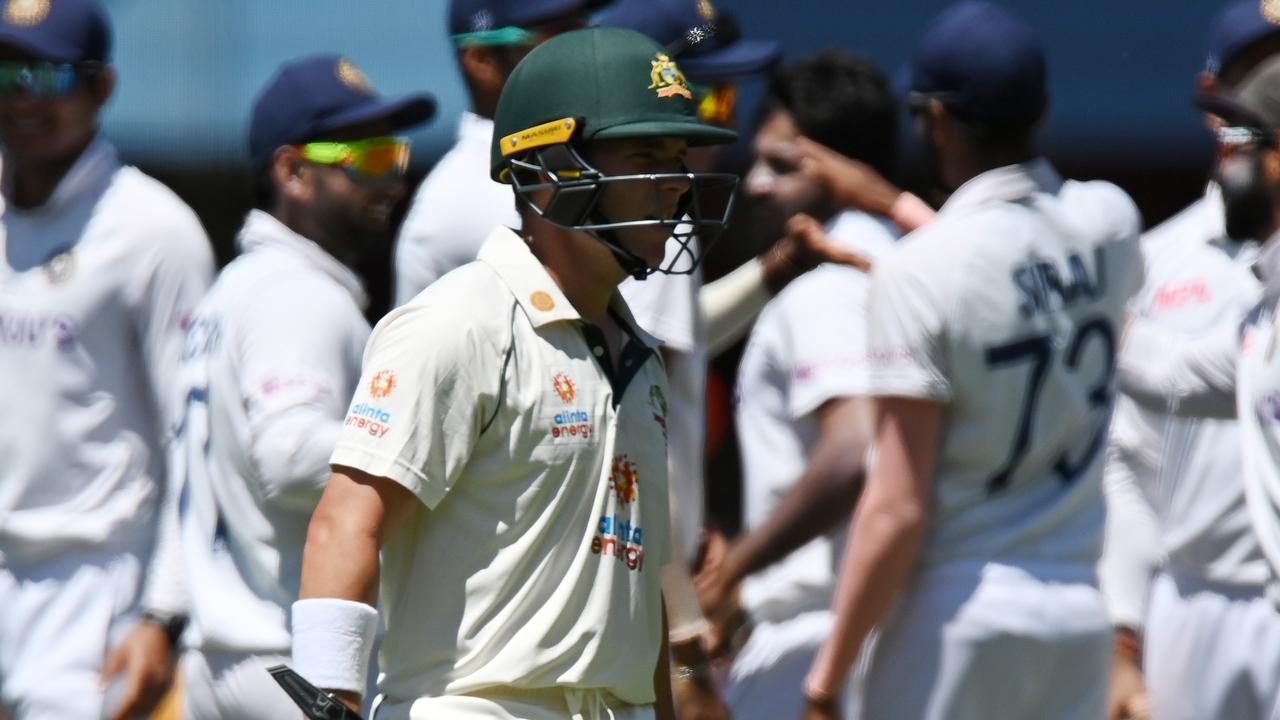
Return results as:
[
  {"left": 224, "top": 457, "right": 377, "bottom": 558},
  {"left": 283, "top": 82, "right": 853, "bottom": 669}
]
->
[
  {"left": 182, "top": 648, "right": 301, "bottom": 720},
  {"left": 1145, "top": 572, "right": 1280, "bottom": 720},
  {"left": 372, "top": 686, "right": 655, "bottom": 720},
  {"left": 856, "top": 562, "right": 1113, "bottom": 720},
  {"left": 726, "top": 610, "right": 861, "bottom": 720},
  {"left": 0, "top": 548, "right": 142, "bottom": 720}
]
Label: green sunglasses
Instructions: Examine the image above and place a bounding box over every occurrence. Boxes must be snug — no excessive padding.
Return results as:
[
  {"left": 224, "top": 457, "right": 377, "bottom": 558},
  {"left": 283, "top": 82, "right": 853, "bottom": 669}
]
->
[{"left": 296, "top": 136, "right": 411, "bottom": 179}]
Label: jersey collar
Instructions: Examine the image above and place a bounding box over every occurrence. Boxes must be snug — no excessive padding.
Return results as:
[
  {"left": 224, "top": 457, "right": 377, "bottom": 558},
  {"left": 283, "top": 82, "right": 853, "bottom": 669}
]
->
[
  {"left": 937, "top": 157, "right": 1063, "bottom": 218},
  {"left": 477, "top": 226, "right": 660, "bottom": 348},
  {"left": 459, "top": 111, "right": 494, "bottom": 152},
  {"left": 1, "top": 136, "right": 119, "bottom": 214},
  {"left": 237, "top": 210, "right": 369, "bottom": 310}
]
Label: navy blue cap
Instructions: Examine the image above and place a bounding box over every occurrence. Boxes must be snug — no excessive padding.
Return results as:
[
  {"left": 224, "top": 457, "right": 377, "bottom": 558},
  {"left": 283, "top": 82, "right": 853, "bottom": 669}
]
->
[
  {"left": 448, "top": 0, "right": 607, "bottom": 37},
  {"left": 0, "top": 0, "right": 109, "bottom": 63},
  {"left": 1205, "top": 1, "right": 1280, "bottom": 77},
  {"left": 248, "top": 54, "right": 435, "bottom": 167},
  {"left": 595, "top": 0, "right": 779, "bottom": 83},
  {"left": 905, "top": 1, "right": 1046, "bottom": 125}
]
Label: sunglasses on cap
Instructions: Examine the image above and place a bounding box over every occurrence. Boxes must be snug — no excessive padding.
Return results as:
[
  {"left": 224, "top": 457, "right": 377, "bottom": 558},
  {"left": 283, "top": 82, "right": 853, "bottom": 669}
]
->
[
  {"left": 693, "top": 82, "right": 737, "bottom": 127},
  {"left": 296, "top": 136, "right": 411, "bottom": 180},
  {"left": 1216, "top": 124, "right": 1275, "bottom": 149},
  {"left": 0, "top": 61, "right": 102, "bottom": 99}
]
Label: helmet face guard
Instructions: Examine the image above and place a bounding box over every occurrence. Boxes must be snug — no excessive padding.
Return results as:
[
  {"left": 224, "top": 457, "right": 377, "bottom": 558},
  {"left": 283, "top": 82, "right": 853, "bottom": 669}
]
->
[{"left": 504, "top": 138, "right": 739, "bottom": 279}]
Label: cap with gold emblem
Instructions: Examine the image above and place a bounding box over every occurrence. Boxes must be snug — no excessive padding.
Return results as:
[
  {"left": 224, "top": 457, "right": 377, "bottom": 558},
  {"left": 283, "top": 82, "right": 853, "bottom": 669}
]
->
[
  {"left": 0, "top": 0, "right": 108, "bottom": 64},
  {"left": 490, "top": 26, "right": 739, "bottom": 279},
  {"left": 248, "top": 53, "right": 436, "bottom": 168},
  {"left": 594, "top": 0, "right": 779, "bottom": 83},
  {"left": 1206, "top": 0, "right": 1280, "bottom": 78}
]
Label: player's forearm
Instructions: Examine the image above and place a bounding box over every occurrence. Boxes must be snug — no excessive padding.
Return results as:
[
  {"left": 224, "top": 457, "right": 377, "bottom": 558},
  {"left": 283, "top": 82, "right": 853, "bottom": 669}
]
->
[
  {"left": 1098, "top": 443, "right": 1163, "bottom": 630},
  {"left": 299, "top": 480, "right": 383, "bottom": 606},
  {"left": 1118, "top": 317, "right": 1238, "bottom": 418},
  {"left": 723, "top": 442, "right": 866, "bottom": 586},
  {"left": 806, "top": 498, "right": 926, "bottom": 698},
  {"left": 701, "top": 258, "right": 772, "bottom": 356}
]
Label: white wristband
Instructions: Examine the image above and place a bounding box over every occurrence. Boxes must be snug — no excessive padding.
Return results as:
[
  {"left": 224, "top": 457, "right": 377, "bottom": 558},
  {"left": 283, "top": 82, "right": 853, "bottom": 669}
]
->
[{"left": 291, "top": 598, "right": 379, "bottom": 695}]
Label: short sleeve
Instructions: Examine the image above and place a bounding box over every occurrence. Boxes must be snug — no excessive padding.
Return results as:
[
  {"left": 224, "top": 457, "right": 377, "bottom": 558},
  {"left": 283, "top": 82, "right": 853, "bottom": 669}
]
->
[
  {"left": 329, "top": 301, "right": 504, "bottom": 509},
  {"left": 782, "top": 266, "right": 876, "bottom": 418},
  {"left": 860, "top": 244, "right": 952, "bottom": 401}
]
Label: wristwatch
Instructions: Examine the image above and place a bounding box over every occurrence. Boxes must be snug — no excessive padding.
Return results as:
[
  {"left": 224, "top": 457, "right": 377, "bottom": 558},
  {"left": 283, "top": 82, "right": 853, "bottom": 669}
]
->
[{"left": 141, "top": 608, "right": 189, "bottom": 647}]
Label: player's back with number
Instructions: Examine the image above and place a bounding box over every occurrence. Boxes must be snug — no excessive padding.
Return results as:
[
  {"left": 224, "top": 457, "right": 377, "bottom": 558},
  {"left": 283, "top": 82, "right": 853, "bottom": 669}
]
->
[{"left": 868, "top": 162, "right": 1142, "bottom": 573}]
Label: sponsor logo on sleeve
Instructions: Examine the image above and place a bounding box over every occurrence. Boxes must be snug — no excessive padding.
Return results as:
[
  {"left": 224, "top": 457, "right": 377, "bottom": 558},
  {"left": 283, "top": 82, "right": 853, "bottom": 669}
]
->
[
  {"left": 345, "top": 402, "right": 392, "bottom": 438},
  {"left": 369, "top": 370, "right": 396, "bottom": 399}
]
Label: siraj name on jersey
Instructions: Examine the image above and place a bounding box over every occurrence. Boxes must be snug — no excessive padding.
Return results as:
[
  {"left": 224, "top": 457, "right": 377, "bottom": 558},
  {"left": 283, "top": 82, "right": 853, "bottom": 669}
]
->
[{"left": 1013, "top": 247, "right": 1106, "bottom": 318}]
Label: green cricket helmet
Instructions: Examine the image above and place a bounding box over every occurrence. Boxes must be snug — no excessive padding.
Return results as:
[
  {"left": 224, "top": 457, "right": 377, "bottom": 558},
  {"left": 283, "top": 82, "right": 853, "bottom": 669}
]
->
[{"left": 491, "top": 26, "right": 740, "bottom": 278}]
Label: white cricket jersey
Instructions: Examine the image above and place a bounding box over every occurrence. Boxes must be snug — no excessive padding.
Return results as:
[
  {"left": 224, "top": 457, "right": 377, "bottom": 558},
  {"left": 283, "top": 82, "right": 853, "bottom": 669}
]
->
[
  {"left": 330, "top": 228, "right": 671, "bottom": 707},
  {"left": 0, "top": 138, "right": 213, "bottom": 565},
  {"left": 174, "top": 211, "right": 370, "bottom": 654},
  {"left": 733, "top": 210, "right": 898, "bottom": 622},
  {"left": 1236, "top": 291, "right": 1280, "bottom": 603},
  {"left": 619, "top": 237, "right": 705, "bottom": 563},
  {"left": 1102, "top": 184, "right": 1267, "bottom": 622},
  {"left": 393, "top": 112, "right": 519, "bottom": 305},
  {"left": 861, "top": 159, "right": 1142, "bottom": 573}
]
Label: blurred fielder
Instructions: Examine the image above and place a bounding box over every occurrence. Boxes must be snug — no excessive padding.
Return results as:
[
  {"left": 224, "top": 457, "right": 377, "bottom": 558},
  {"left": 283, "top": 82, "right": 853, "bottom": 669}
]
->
[
  {"left": 801, "top": 3, "right": 1144, "bottom": 719},
  {"left": 1098, "top": 3, "right": 1280, "bottom": 719},
  {"left": 165, "top": 55, "right": 433, "bottom": 719},
  {"left": 0, "top": 0, "right": 214, "bottom": 717}
]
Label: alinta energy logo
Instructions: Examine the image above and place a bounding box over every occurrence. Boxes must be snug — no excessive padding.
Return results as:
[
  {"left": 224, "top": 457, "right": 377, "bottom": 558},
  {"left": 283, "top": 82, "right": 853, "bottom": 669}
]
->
[
  {"left": 369, "top": 370, "right": 396, "bottom": 399},
  {"left": 553, "top": 372, "right": 576, "bottom": 403},
  {"left": 592, "top": 457, "right": 646, "bottom": 572},
  {"left": 610, "top": 454, "right": 639, "bottom": 505}
]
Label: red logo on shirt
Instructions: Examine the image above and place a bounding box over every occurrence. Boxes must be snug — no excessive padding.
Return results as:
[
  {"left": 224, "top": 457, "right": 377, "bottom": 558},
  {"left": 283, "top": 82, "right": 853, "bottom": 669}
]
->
[
  {"left": 611, "top": 454, "right": 639, "bottom": 504},
  {"left": 553, "top": 373, "right": 576, "bottom": 403},
  {"left": 369, "top": 370, "right": 396, "bottom": 399},
  {"left": 1152, "top": 280, "right": 1211, "bottom": 312}
]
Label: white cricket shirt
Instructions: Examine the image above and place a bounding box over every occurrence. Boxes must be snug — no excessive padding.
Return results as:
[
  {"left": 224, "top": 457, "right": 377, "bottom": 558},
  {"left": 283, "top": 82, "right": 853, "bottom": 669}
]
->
[
  {"left": 174, "top": 211, "right": 370, "bottom": 653},
  {"left": 619, "top": 237, "right": 705, "bottom": 563},
  {"left": 1101, "top": 185, "right": 1267, "bottom": 630},
  {"left": 860, "top": 159, "right": 1142, "bottom": 574},
  {"left": 393, "top": 112, "right": 519, "bottom": 305},
  {"left": 733, "top": 211, "right": 898, "bottom": 623},
  {"left": 0, "top": 138, "right": 213, "bottom": 565},
  {"left": 331, "top": 228, "right": 671, "bottom": 706}
]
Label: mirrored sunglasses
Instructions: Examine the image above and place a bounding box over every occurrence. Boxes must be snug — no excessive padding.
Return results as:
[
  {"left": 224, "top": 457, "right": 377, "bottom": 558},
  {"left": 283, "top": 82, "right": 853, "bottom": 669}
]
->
[{"left": 297, "top": 137, "right": 411, "bottom": 179}]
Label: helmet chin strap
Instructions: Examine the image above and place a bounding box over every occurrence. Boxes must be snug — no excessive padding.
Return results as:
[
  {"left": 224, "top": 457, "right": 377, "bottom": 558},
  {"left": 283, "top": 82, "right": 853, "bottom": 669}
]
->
[{"left": 584, "top": 210, "right": 655, "bottom": 280}]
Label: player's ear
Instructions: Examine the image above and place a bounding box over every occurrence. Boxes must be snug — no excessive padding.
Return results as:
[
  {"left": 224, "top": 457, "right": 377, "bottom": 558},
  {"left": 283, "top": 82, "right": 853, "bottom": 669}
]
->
[
  {"left": 87, "top": 65, "right": 115, "bottom": 110},
  {"left": 1197, "top": 70, "right": 1218, "bottom": 95},
  {"left": 1262, "top": 142, "right": 1280, "bottom": 186},
  {"left": 271, "top": 145, "right": 312, "bottom": 204},
  {"left": 459, "top": 46, "right": 508, "bottom": 90}
]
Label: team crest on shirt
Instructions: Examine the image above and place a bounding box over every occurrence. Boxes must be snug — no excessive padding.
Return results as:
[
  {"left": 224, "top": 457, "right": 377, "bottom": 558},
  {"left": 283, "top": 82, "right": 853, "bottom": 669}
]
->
[
  {"left": 552, "top": 372, "right": 576, "bottom": 402},
  {"left": 42, "top": 250, "right": 74, "bottom": 284},
  {"left": 369, "top": 370, "right": 396, "bottom": 399},
  {"left": 649, "top": 53, "right": 693, "bottom": 100},
  {"left": 648, "top": 384, "right": 668, "bottom": 439},
  {"left": 4, "top": 0, "right": 49, "bottom": 27}
]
